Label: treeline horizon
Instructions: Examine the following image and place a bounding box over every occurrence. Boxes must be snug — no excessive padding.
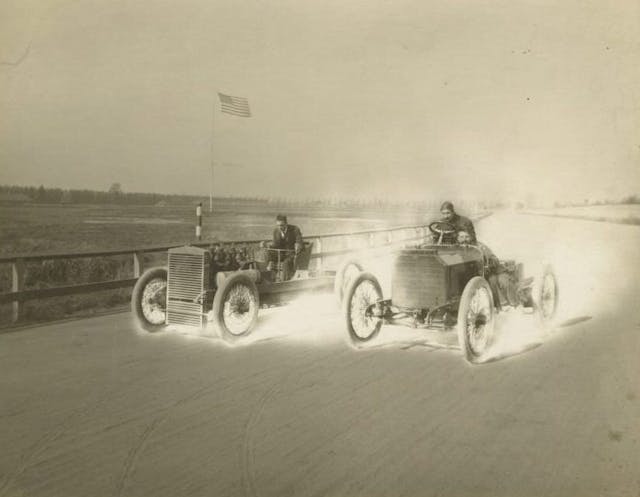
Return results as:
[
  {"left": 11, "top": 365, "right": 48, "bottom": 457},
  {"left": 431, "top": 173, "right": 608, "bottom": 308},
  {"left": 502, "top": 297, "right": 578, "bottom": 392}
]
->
[
  {"left": 550, "top": 194, "right": 640, "bottom": 207},
  {"left": 0, "top": 184, "right": 496, "bottom": 210},
  {"left": 0, "top": 184, "right": 638, "bottom": 209}
]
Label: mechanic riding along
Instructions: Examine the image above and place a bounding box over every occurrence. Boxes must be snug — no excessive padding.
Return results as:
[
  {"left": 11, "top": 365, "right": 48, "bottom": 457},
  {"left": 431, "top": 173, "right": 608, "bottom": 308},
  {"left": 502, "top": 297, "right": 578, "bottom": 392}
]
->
[
  {"left": 131, "top": 214, "right": 334, "bottom": 342},
  {"left": 343, "top": 201, "right": 558, "bottom": 363}
]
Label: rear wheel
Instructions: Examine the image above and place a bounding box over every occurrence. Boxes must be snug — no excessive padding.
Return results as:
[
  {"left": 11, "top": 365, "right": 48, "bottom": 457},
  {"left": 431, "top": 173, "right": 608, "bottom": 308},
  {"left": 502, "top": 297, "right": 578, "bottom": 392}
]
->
[
  {"left": 212, "top": 272, "right": 259, "bottom": 342},
  {"left": 532, "top": 265, "right": 558, "bottom": 328},
  {"left": 131, "top": 267, "right": 168, "bottom": 332},
  {"left": 334, "top": 258, "right": 364, "bottom": 305},
  {"left": 344, "top": 272, "right": 383, "bottom": 344},
  {"left": 457, "top": 276, "right": 495, "bottom": 363}
]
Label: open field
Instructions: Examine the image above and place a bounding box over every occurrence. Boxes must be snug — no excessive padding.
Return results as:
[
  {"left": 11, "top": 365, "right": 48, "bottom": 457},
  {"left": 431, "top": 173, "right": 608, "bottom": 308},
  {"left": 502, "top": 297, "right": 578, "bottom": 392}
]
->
[
  {"left": 523, "top": 204, "right": 640, "bottom": 225},
  {"left": 0, "top": 201, "right": 430, "bottom": 255}
]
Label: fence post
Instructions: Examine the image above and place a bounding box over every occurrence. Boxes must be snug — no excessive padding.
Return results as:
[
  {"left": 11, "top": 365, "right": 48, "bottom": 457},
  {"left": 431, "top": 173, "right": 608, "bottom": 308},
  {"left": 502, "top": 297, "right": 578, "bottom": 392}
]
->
[
  {"left": 133, "top": 252, "right": 143, "bottom": 278},
  {"left": 315, "top": 238, "right": 323, "bottom": 273},
  {"left": 196, "top": 203, "right": 202, "bottom": 240},
  {"left": 12, "top": 258, "right": 24, "bottom": 323}
]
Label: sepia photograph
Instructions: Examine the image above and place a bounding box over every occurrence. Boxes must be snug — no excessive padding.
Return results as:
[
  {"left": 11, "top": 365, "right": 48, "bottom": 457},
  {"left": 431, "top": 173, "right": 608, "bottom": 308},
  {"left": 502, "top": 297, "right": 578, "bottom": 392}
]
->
[{"left": 1, "top": 1, "right": 639, "bottom": 496}]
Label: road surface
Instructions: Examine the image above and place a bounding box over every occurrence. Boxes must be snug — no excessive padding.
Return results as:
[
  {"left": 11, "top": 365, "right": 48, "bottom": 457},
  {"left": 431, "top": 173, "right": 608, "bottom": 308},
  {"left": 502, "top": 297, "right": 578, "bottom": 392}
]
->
[{"left": 1, "top": 212, "right": 639, "bottom": 497}]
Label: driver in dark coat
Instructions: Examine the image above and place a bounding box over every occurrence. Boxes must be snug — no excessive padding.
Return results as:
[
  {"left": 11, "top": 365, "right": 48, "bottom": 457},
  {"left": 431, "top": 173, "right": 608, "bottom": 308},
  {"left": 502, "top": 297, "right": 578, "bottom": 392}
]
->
[
  {"left": 438, "top": 201, "right": 477, "bottom": 244},
  {"left": 266, "top": 214, "right": 303, "bottom": 279},
  {"left": 271, "top": 214, "right": 303, "bottom": 252}
]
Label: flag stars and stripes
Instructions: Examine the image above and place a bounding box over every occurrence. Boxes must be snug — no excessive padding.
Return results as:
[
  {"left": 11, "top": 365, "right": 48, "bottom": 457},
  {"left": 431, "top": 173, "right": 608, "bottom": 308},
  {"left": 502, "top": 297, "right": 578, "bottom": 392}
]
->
[{"left": 218, "top": 93, "right": 251, "bottom": 117}]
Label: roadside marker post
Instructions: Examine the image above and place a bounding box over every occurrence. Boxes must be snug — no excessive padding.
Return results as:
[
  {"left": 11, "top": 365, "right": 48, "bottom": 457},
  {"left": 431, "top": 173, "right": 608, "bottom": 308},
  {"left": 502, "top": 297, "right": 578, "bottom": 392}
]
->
[{"left": 196, "top": 203, "right": 202, "bottom": 240}]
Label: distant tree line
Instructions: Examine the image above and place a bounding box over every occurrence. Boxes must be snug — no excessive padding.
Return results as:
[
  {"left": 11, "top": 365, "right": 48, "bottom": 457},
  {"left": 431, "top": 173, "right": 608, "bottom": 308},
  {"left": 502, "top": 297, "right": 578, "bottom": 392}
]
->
[
  {"left": 0, "top": 184, "right": 504, "bottom": 210},
  {"left": 551, "top": 194, "right": 640, "bottom": 208},
  {"left": 9, "top": 183, "right": 634, "bottom": 210},
  {"left": 0, "top": 184, "right": 208, "bottom": 205}
]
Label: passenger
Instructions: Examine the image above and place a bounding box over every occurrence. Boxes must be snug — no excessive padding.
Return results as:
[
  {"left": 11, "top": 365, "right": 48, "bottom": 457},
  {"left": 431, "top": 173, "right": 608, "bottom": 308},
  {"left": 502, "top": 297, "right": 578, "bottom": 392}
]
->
[
  {"left": 438, "top": 201, "right": 477, "bottom": 244},
  {"left": 457, "top": 231, "right": 516, "bottom": 311}
]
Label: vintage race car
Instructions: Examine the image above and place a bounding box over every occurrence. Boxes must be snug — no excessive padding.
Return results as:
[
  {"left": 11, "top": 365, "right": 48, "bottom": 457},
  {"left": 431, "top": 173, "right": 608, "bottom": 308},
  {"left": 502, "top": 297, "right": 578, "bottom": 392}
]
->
[
  {"left": 131, "top": 243, "right": 336, "bottom": 342},
  {"left": 342, "top": 221, "right": 559, "bottom": 363}
]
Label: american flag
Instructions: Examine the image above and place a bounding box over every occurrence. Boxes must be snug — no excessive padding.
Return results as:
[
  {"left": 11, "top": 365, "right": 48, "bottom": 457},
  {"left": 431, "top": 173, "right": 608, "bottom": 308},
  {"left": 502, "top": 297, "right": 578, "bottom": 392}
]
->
[{"left": 218, "top": 93, "right": 251, "bottom": 117}]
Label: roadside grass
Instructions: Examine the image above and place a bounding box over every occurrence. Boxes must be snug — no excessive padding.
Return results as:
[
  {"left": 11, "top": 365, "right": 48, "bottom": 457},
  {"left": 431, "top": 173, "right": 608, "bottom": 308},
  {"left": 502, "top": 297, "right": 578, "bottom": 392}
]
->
[{"left": 0, "top": 290, "right": 131, "bottom": 329}]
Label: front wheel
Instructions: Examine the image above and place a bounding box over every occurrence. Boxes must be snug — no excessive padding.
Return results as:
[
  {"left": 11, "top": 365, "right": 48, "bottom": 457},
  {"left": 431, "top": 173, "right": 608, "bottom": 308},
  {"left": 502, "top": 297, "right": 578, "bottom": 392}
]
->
[
  {"left": 334, "top": 258, "right": 364, "bottom": 305},
  {"left": 212, "top": 272, "right": 260, "bottom": 342},
  {"left": 131, "top": 267, "right": 168, "bottom": 332},
  {"left": 457, "top": 276, "right": 496, "bottom": 363},
  {"left": 532, "top": 265, "right": 558, "bottom": 328},
  {"left": 344, "top": 272, "right": 383, "bottom": 345}
]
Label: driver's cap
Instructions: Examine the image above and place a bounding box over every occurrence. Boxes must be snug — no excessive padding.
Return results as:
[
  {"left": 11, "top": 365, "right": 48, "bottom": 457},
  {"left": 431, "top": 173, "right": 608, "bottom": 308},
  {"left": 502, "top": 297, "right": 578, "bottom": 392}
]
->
[{"left": 440, "top": 201, "right": 454, "bottom": 212}]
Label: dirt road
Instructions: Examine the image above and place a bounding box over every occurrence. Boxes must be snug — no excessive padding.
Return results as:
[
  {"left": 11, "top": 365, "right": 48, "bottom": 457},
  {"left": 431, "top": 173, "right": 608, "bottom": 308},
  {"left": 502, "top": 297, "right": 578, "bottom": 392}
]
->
[{"left": 1, "top": 213, "right": 639, "bottom": 497}]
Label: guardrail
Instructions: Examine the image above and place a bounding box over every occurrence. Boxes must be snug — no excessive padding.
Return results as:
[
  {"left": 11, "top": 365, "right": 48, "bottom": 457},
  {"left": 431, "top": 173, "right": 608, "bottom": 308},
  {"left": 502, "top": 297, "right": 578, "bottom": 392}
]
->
[{"left": 1, "top": 213, "right": 492, "bottom": 324}]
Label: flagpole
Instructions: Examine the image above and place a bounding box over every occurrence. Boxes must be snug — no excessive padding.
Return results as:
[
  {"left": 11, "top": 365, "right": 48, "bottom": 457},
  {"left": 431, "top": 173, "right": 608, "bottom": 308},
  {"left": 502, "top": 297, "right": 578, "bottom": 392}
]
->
[{"left": 210, "top": 96, "right": 215, "bottom": 213}]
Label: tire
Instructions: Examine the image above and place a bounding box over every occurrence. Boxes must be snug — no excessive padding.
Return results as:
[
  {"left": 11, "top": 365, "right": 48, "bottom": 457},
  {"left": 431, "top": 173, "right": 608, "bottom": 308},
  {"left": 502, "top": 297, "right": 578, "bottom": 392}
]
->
[
  {"left": 334, "top": 258, "right": 364, "bottom": 305},
  {"left": 212, "top": 272, "right": 260, "bottom": 342},
  {"left": 131, "top": 267, "right": 168, "bottom": 332},
  {"left": 532, "top": 264, "right": 558, "bottom": 328},
  {"left": 457, "top": 276, "right": 496, "bottom": 363},
  {"left": 344, "top": 272, "right": 383, "bottom": 345}
]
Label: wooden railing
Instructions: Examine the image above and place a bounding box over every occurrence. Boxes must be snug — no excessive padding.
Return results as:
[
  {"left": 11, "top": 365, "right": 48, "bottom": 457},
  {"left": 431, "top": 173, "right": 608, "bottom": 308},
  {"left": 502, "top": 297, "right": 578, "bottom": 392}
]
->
[{"left": 1, "top": 213, "right": 492, "bottom": 324}]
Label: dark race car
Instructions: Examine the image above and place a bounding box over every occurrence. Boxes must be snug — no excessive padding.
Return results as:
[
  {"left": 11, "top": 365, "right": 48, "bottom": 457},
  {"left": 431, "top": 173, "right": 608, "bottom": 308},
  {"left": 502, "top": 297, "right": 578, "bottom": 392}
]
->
[{"left": 342, "top": 221, "right": 558, "bottom": 363}]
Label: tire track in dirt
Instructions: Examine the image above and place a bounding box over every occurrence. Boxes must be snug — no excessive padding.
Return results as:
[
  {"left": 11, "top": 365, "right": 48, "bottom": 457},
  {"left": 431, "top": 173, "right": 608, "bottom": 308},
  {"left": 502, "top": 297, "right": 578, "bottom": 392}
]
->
[
  {"left": 237, "top": 350, "right": 380, "bottom": 497},
  {"left": 117, "top": 346, "right": 339, "bottom": 497},
  {"left": 241, "top": 382, "right": 283, "bottom": 497},
  {"left": 113, "top": 382, "right": 223, "bottom": 497},
  {"left": 115, "top": 417, "right": 163, "bottom": 497},
  {"left": 0, "top": 390, "right": 113, "bottom": 497},
  {"left": 238, "top": 351, "right": 346, "bottom": 497},
  {"left": 113, "top": 373, "right": 263, "bottom": 497}
]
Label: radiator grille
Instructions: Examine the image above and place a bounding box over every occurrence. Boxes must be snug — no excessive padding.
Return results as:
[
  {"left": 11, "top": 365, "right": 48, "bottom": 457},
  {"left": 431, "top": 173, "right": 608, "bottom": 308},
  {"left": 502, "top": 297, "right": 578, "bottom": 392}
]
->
[
  {"left": 392, "top": 251, "right": 446, "bottom": 309},
  {"left": 167, "top": 247, "right": 210, "bottom": 327}
]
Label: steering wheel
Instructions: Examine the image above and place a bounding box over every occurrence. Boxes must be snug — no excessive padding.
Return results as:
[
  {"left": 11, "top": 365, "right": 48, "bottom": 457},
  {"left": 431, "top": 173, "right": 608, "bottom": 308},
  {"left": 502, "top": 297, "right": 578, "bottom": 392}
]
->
[{"left": 428, "top": 221, "right": 457, "bottom": 245}]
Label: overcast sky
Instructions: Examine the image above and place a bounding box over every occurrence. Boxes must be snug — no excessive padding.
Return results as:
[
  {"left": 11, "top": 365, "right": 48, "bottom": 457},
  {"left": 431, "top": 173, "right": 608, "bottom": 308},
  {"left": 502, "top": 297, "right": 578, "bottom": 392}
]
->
[{"left": 1, "top": 0, "right": 638, "bottom": 202}]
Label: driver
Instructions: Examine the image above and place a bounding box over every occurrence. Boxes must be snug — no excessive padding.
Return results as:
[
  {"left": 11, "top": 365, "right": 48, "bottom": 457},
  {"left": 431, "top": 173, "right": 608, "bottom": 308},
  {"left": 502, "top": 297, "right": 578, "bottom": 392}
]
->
[
  {"left": 265, "top": 214, "right": 303, "bottom": 279},
  {"left": 271, "top": 214, "right": 303, "bottom": 252},
  {"left": 437, "top": 201, "right": 477, "bottom": 244}
]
